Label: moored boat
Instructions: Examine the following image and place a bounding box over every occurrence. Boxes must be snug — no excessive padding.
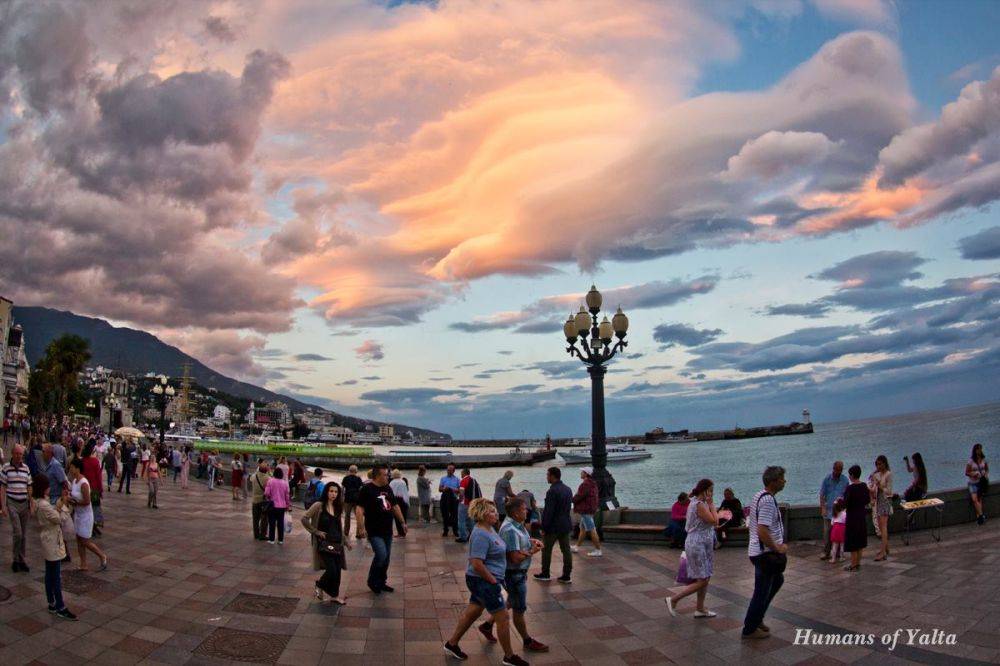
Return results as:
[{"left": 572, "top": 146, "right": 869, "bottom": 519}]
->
[{"left": 559, "top": 443, "right": 652, "bottom": 464}]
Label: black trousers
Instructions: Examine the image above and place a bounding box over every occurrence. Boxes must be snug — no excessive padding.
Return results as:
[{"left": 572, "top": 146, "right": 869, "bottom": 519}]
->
[
  {"left": 317, "top": 551, "right": 343, "bottom": 597},
  {"left": 267, "top": 507, "right": 286, "bottom": 542},
  {"left": 117, "top": 466, "right": 133, "bottom": 493},
  {"left": 440, "top": 492, "right": 458, "bottom": 535},
  {"left": 394, "top": 501, "right": 409, "bottom": 536},
  {"left": 252, "top": 502, "right": 268, "bottom": 539}
]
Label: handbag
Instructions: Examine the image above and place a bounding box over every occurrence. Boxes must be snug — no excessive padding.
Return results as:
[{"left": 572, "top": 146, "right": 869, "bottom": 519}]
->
[
  {"left": 256, "top": 475, "right": 273, "bottom": 512},
  {"left": 754, "top": 493, "right": 787, "bottom": 574},
  {"left": 675, "top": 552, "right": 695, "bottom": 584},
  {"left": 317, "top": 538, "right": 344, "bottom": 556},
  {"left": 977, "top": 475, "right": 989, "bottom": 495}
]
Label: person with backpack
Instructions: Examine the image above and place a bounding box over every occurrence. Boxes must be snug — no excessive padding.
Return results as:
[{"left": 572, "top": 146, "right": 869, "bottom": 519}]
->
[
  {"left": 249, "top": 460, "right": 272, "bottom": 541},
  {"left": 456, "top": 468, "right": 481, "bottom": 543},
  {"left": 304, "top": 468, "right": 325, "bottom": 509}
]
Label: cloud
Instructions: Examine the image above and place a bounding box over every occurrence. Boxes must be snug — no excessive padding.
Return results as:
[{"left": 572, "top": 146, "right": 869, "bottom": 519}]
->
[
  {"left": 526, "top": 361, "right": 583, "bottom": 378},
  {"left": 722, "top": 130, "right": 840, "bottom": 182},
  {"left": 294, "top": 353, "right": 333, "bottom": 361},
  {"left": 509, "top": 384, "right": 542, "bottom": 393},
  {"left": 354, "top": 340, "right": 384, "bottom": 362},
  {"left": 811, "top": 250, "right": 926, "bottom": 287},
  {"left": 359, "top": 387, "right": 469, "bottom": 405},
  {"left": 958, "top": 226, "right": 1000, "bottom": 260},
  {"left": 652, "top": 323, "right": 724, "bottom": 347},
  {"left": 764, "top": 302, "right": 832, "bottom": 318},
  {"left": 158, "top": 329, "right": 267, "bottom": 381},
  {"left": 361, "top": 375, "right": 382, "bottom": 381},
  {"left": 338, "top": 379, "right": 358, "bottom": 386}
]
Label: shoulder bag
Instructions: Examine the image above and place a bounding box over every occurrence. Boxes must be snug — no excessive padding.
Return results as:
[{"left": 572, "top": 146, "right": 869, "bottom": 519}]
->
[
  {"left": 256, "top": 475, "right": 273, "bottom": 512},
  {"left": 977, "top": 463, "right": 989, "bottom": 495},
  {"left": 754, "top": 493, "right": 787, "bottom": 574}
]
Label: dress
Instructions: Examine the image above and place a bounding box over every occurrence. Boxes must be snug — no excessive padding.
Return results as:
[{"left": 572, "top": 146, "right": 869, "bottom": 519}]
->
[
  {"left": 71, "top": 477, "right": 95, "bottom": 539},
  {"left": 843, "top": 482, "right": 869, "bottom": 553},
  {"left": 682, "top": 498, "right": 715, "bottom": 579},
  {"left": 870, "top": 471, "right": 893, "bottom": 517},
  {"left": 231, "top": 459, "right": 244, "bottom": 488}
]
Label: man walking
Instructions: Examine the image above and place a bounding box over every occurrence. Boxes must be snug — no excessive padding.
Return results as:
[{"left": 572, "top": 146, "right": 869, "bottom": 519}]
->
[
  {"left": 457, "top": 468, "right": 481, "bottom": 543},
  {"left": 494, "top": 470, "right": 515, "bottom": 522},
  {"left": 534, "top": 467, "right": 573, "bottom": 584},
  {"left": 117, "top": 438, "right": 135, "bottom": 494},
  {"left": 356, "top": 465, "right": 407, "bottom": 594},
  {"left": 479, "top": 497, "right": 549, "bottom": 653},
  {"left": 439, "top": 464, "right": 460, "bottom": 537},
  {"left": 742, "top": 466, "right": 787, "bottom": 640},
  {"left": 1, "top": 445, "right": 35, "bottom": 572},
  {"left": 819, "top": 461, "right": 847, "bottom": 561},
  {"left": 249, "top": 460, "right": 271, "bottom": 541},
  {"left": 342, "top": 465, "right": 363, "bottom": 538},
  {"left": 571, "top": 467, "right": 602, "bottom": 557},
  {"left": 171, "top": 447, "right": 183, "bottom": 484}
]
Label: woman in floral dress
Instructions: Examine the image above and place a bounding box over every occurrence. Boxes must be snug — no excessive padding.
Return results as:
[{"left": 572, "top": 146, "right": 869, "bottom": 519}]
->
[{"left": 666, "top": 478, "right": 721, "bottom": 619}]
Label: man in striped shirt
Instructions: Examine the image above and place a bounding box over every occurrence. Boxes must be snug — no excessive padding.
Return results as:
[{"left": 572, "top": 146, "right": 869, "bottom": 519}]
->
[
  {"left": 742, "top": 465, "right": 787, "bottom": 640},
  {"left": 1, "top": 445, "right": 35, "bottom": 572}
]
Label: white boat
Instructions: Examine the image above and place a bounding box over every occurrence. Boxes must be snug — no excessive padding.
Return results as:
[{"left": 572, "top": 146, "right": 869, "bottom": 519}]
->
[
  {"left": 656, "top": 435, "right": 698, "bottom": 443},
  {"left": 559, "top": 443, "right": 652, "bottom": 464}
]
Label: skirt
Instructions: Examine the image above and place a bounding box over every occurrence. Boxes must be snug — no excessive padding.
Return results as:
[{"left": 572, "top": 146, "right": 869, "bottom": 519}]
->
[
  {"left": 74, "top": 505, "right": 95, "bottom": 539},
  {"left": 231, "top": 470, "right": 244, "bottom": 488},
  {"left": 874, "top": 493, "right": 893, "bottom": 517},
  {"left": 683, "top": 531, "right": 714, "bottom": 579},
  {"left": 830, "top": 521, "right": 846, "bottom": 544}
]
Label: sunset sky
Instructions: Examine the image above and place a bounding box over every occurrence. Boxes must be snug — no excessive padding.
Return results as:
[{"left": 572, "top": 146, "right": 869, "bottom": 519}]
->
[{"left": 2, "top": 0, "right": 998, "bottom": 437}]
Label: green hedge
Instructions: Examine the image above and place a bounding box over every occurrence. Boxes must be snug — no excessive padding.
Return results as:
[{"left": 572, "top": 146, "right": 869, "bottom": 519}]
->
[{"left": 193, "top": 440, "right": 374, "bottom": 458}]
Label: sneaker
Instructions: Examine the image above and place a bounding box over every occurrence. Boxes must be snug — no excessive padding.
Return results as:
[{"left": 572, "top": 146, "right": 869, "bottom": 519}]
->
[
  {"left": 502, "top": 654, "right": 529, "bottom": 666},
  {"left": 741, "top": 628, "right": 769, "bottom": 640},
  {"left": 478, "top": 622, "right": 497, "bottom": 643},
  {"left": 533, "top": 573, "right": 551, "bottom": 582},
  {"left": 570, "top": 545, "right": 579, "bottom": 553},
  {"left": 587, "top": 550, "right": 603, "bottom": 557},
  {"left": 315, "top": 586, "right": 325, "bottom": 601},
  {"left": 381, "top": 585, "right": 395, "bottom": 593},
  {"left": 523, "top": 638, "right": 548, "bottom": 653},
  {"left": 693, "top": 609, "right": 717, "bottom": 618},
  {"left": 443, "top": 642, "right": 468, "bottom": 660},
  {"left": 665, "top": 597, "right": 677, "bottom": 617},
  {"left": 368, "top": 584, "right": 382, "bottom": 595},
  {"left": 55, "top": 608, "right": 78, "bottom": 621},
  {"left": 759, "top": 623, "right": 770, "bottom": 633},
  {"left": 455, "top": 538, "right": 468, "bottom": 543},
  {"left": 48, "top": 605, "right": 58, "bottom": 614},
  {"left": 977, "top": 515, "right": 985, "bottom": 525},
  {"left": 556, "top": 575, "right": 572, "bottom": 584}
]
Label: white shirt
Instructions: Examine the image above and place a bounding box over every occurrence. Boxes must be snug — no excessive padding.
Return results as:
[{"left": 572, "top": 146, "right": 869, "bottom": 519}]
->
[
  {"left": 389, "top": 478, "right": 409, "bottom": 501},
  {"left": 747, "top": 490, "right": 783, "bottom": 557}
]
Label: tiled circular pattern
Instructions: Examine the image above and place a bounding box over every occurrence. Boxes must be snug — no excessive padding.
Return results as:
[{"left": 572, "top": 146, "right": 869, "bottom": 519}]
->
[
  {"left": 194, "top": 627, "right": 289, "bottom": 664},
  {"left": 0, "top": 585, "right": 11, "bottom": 602},
  {"left": 60, "top": 570, "right": 102, "bottom": 594},
  {"left": 224, "top": 592, "right": 298, "bottom": 618}
]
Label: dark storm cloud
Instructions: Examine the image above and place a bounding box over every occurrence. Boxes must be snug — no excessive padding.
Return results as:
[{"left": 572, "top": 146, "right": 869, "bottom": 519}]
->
[
  {"left": 203, "top": 16, "right": 237, "bottom": 42},
  {"left": 652, "top": 323, "right": 724, "bottom": 347},
  {"left": 958, "top": 226, "right": 1000, "bottom": 260}
]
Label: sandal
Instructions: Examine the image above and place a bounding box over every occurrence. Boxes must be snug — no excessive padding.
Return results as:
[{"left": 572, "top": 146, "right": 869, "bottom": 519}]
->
[{"left": 843, "top": 564, "right": 859, "bottom": 572}]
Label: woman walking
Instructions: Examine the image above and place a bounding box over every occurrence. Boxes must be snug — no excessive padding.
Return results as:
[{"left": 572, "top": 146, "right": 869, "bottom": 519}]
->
[
  {"left": 966, "top": 443, "right": 989, "bottom": 525},
  {"left": 102, "top": 442, "right": 118, "bottom": 490},
  {"left": 843, "top": 465, "right": 870, "bottom": 572},
  {"left": 666, "top": 479, "right": 720, "bottom": 618},
  {"left": 903, "top": 453, "right": 928, "bottom": 502},
  {"left": 389, "top": 469, "right": 410, "bottom": 536},
  {"left": 67, "top": 459, "right": 109, "bottom": 571},
  {"left": 145, "top": 452, "right": 161, "bottom": 509},
  {"left": 265, "top": 467, "right": 291, "bottom": 545},
  {"left": 869, "top": 455, "right": 893, "bottom": 561},
  {"left": 180, "top": 446, "right": 191, "bottom": 489},
  {"left": 302, "top": 482, "right": 352, "bottom": 605},
  {"left": 443, "top": 498, "right": 529, "bottom": 666},
  {"left": 32, "top": 476, "right": 78, "bottom": 620},
  {"left": 231, "top": 453, "right": 245, "bottom": 501},
  {"left": 416, "top": 465, "right": 433, "bottom": 523}
]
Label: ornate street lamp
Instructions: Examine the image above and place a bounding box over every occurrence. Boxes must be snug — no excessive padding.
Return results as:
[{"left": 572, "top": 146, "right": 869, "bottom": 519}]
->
[
  {"left": 102, "top": 395, "right": 120, "bottom": 433},
  {"left": 151, "top": 375, "right": 175, "bottom": 447},
  {"left": 563, "top": 285, "right": 629, "bottom": 507}
]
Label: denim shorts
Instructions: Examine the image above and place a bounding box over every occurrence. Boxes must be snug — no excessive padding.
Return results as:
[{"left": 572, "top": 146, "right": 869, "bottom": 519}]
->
[
  {"left": 466, "top": 574, "right": 505, "bottom": 613},
  {"left": 504, "top": 570, "right": 528, "bottom": 612},
  {"left": 580, "top": 514, "right": 596, "bottom": 531}
]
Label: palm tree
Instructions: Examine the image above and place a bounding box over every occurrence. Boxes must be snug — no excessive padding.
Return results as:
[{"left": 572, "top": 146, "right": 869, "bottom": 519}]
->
[{"left": 29, "top": 334, "right": 91, "bottom": 419}]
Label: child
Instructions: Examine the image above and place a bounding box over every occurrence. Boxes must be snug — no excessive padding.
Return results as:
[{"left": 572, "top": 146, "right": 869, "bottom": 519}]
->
[{"left": 830, "top": 497, "right": 846, "bottom": 562}]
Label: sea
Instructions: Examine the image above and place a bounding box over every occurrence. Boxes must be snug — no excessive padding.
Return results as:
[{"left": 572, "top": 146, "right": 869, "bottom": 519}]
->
[{"left": 323, "top": 401, "right": 998, "bottom": 509}]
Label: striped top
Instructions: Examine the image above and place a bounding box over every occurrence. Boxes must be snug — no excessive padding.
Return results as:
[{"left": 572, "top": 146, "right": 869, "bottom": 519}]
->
[
  {"left": 0, "top": 462, "right": 32, "bottom": 501},
  {"left": 747, "top": 490, "right": 783, "bottom": 557}
]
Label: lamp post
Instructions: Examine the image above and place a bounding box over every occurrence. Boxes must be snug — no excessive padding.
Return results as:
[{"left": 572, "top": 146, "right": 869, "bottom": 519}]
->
[
  {"left": 86, "top": 399, "right": 96, "bottom": 423},
  {"left": 563, "top": 285, "right": 629, "bottom": 507},
  {"left": 103, "top": 395, "right": 120, "bottom": 433},
  {"left": 151, "top": 375, "right": 175, "bottom": 448}
]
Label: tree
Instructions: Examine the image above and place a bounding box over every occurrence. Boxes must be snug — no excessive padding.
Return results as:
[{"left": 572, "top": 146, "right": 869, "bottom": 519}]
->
[{"left": 28, "top": 334, "right": 92, "bottom": 420}]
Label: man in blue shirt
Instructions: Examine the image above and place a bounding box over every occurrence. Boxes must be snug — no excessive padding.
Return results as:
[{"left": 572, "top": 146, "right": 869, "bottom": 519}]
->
[
  {"left": 819, "top": 461, "right": 847, "bottom": 561},
  {"left": 438, "top": 464, "right": 460, "bottom": 537}
]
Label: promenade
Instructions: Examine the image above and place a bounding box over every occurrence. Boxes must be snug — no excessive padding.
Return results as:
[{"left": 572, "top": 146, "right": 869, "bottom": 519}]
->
[{"left": 1, "top": 478, "right": 998, "bottom": 665}]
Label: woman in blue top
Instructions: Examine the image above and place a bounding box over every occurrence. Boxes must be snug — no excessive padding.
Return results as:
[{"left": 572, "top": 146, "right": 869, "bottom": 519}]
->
[{"left": 443, "top": 498, "right": 529, "bottom": 666}]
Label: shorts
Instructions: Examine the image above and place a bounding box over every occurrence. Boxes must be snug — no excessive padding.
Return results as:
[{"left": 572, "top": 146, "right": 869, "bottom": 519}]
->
[
  {"left": 466, "top": 574, "right": 505, "bottom": 614},
  {"left": 504, "top": 570, "right": 528, "bottom": 613},
  {"left": 580, "top": 514, "right": 596, "bottom": 531},
  {"left": 969, "top": 483, "right": 981, "bottom": 497}
]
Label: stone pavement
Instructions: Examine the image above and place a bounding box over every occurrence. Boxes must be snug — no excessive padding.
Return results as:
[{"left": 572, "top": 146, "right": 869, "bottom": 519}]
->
[{"left": 1, "top": 476, "right": 998, "bottom": 665}]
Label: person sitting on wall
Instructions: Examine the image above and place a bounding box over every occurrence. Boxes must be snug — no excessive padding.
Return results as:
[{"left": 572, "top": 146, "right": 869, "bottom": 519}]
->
[
  {"left": 715, "top": 488, "right": 744, "bottom": 548},
  {"left": 663, "top": 492, "right": 690, "bottom": 548}
]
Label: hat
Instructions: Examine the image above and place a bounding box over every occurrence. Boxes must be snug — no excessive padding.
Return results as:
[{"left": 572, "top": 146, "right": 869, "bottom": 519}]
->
[{"left": 580, "top": 466, "right": 593, "bottom": 476}]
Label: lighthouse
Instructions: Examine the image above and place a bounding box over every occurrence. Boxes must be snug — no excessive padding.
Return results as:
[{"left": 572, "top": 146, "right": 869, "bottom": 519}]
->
[{"left": 802, "top": 409, "right": 811, "bottom": 425}]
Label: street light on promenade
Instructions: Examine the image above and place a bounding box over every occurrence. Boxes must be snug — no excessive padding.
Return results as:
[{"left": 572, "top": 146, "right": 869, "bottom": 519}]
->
[
  {"left": 562, "top": 285, "right": 629, "bottom": 507},
  {"left": 151, "top": 375, "right": 175, "bottom": 447},
  {"left": 103, "top": 395, "right": 120, "bottom": 433}
]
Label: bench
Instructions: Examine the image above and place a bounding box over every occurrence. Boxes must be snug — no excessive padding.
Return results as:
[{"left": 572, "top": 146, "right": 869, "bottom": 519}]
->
[
  {"left": 900, "top": 497, "right": 944, "bottom": 545},
  {"left": 601, "top": 523, "right": 750, "bottom": 546}
]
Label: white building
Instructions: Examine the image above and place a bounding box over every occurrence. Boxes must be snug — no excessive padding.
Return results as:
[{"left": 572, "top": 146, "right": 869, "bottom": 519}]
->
[
  {"left": 1, "top": 297, "right": 29, "bottom": 422},
  {"left": 378, "top": 424, "right": 395, "bottom": 440},
  {"left": 213, "top": 404, "right": 231, "bottom": 424}
]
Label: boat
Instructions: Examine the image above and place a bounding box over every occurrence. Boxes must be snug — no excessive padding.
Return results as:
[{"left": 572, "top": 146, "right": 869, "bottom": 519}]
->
[
  {"left": 644, "top": 427, "right": 697, "bottom": 443},
  {"left": 558, "top": 442, "right": 652, "bottom": 464},
  {"left": 561, "top": 438, "right": 591, "bottom": 447}
]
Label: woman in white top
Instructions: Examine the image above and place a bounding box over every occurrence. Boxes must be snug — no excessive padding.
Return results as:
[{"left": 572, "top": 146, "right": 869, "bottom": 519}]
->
[
  {"left": 68, "top": 459, "right": 108, "bottom": 572},
  {"left": 389, "top": 468, "right": 410, "bottom": 536},
  {"left": 966, "top": 443, "right": 989, "bottom": 525},
  {"left": 868, "top": 455, "right": 893, "bottom": 562}
]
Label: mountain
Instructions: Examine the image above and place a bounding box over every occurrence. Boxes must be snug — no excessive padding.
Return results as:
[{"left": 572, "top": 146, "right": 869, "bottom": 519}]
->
[{"left": 13, "top": 306, "right": 445, "bottom": 437}]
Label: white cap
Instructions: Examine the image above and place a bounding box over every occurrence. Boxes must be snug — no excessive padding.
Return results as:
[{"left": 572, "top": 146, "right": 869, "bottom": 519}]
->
[{"left": 581, "top": 466, "right": 593, "bottom": 476}]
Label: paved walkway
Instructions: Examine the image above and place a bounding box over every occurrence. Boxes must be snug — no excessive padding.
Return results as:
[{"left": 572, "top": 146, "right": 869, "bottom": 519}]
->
[{"left": 1, "top": 477, "right": 998, "bottom": 665}]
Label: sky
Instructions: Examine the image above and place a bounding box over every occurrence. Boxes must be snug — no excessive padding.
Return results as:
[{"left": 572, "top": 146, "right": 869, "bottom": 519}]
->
[{"left": 1, "top": 0, "right": 998, "bottom": 437}]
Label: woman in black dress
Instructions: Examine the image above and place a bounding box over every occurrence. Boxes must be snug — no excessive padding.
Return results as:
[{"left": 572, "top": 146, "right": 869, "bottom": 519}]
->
[
  {"left": 302, "top": 482, "right": 351, "bottom": 604},
  {"left": 843, "top": 464, "right": 870, "bottom": 572}
]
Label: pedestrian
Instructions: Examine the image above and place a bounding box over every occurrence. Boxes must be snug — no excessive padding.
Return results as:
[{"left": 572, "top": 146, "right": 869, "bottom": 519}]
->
[
  {"left": 180, "top": 446, "right": 191, "bottom": 489},
  {"left": 102, "top": 442, "right": 118, "bottom": 490},
  {"left": 843, "top": 464, "right": 869, "bottom": 571},
  {"left": 966, "top": 443, "right": 989, "bottom": 525},
  {"left": 31, "top": 475, "right": 78, "bottom": 620},
  {"left": 666, "top": 478, "right": 720, "bottom": 618},
  {"left": 304, "top": 467, "right": 324, "bottom": 509},
  {"left": 664, "top": 492, "right": 689, "bottom": 548},
  {"left": 291, "top": 459, "right": 306, "bottom": 500},
  {"left": 869, "top": 455, "right": 892, "bottom": 561},
  {"left": 171, "top": 446, "right": 182, "bottom": 484},
  {"left": 231, "top": 453, "right": 245, "bottom": 501},
  {"left": 1, "top": 444, "right": 34, "bottom": 572},
  {"left": 139, "top": 443, "right": 150, "bottom": 479},
  {"left": 534, "top": 466, "right": 573, "bottom": 584},
  {"left": 571, "top": 467, "right": 602, "bottom": 557},
  {"left": 416, "top": 465, "right": 433, "bottom": 523},
  {"left": 439, "top": 464, "right": 461, "bottom": 537},
  {"left": 457, "top": 468, "right": 482, "bottom": 543},
  {"left": 716, "top": 488, "right": 744, "bottom": 548},
  {"left": 206, "top": 450, "right": 218, "bottom": 490},
  {"left": 50, "top": 437, "right": 67, "bottom": 468},
  {"left": 43, "top": 444, "right": 69, "bottom": 504},
  {"left": 517, "top": 488, "right": 538, "bottom": 526},
  {"left": 276, "top": 456, "right": 290, "bottom": 482},
  {"left": 493, "top": 470, "right": 515, "bottom": 522},
  {"left": 249, "top": 460, "right": 271, "bottom": 540},
  {"left": 145, "top": 452, "right": 161, "bottom": 509},
  {"left": 829, "top": 498, "right": 846, "bottom": 563},
  {"left": 117, "top": 438, "right": 135, "bottom": 494},
  {"left": 902, "top": 452, "right": 928, "bottom": 501},
  {"left": 443, "top": 498, "right": 530, "bottom": 666},
  {"left": 478, "top": 497, "right": 549, "bottom": 654},
  {"left": 818, "top": 461, "right": 848, "bottom": 561},
  {"left": 355, "top": 465, "right": 407, "bottom": 594},
  {"left": 80, "top": 442, "right": 104, "bottom": 534},
  {"left": 389, "top": 468, "right": 410, "bottom": 536},
  {"left": 264, "top": 467, "right": 291, "bottom": 545},
  {"left": 741, "top": 465, "right": 787, "bottom": 640},
  {"left": 67, "top": 459, "right": 109, "bottom": 572},
  {"left": 302, "top": 481, "right": 351, "bottom": 605},
  {"left": 197, "top": 450, "right": 208, "bottom": 479},
  {"left": 342, "top": 465, "right": 363, "bottom": 538}
]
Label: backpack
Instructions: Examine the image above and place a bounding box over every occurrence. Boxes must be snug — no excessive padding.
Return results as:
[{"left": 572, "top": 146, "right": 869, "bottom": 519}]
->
[
  {"left": 304, "top": 479, "right": 321, "bottom": 505},
  {"left": 464, "top": 477, "right": 482, "bottom": 502}
]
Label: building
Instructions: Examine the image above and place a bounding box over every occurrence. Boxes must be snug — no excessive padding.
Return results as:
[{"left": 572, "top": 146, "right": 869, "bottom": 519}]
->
[
  {"left": 247, "top": 401, "right": 286, "bottom": 430},
  {"left": 378, "top": 424, "right": 395, "bottom": 440},
  {"left": 1, "top": 297, "right": 29, "bottom": 423},
  {"left": 101, "top": 370, "right": 134, "bottom": 431},
  {"left": 213, "top": 404, "right": 231, "bottom": 425}
]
